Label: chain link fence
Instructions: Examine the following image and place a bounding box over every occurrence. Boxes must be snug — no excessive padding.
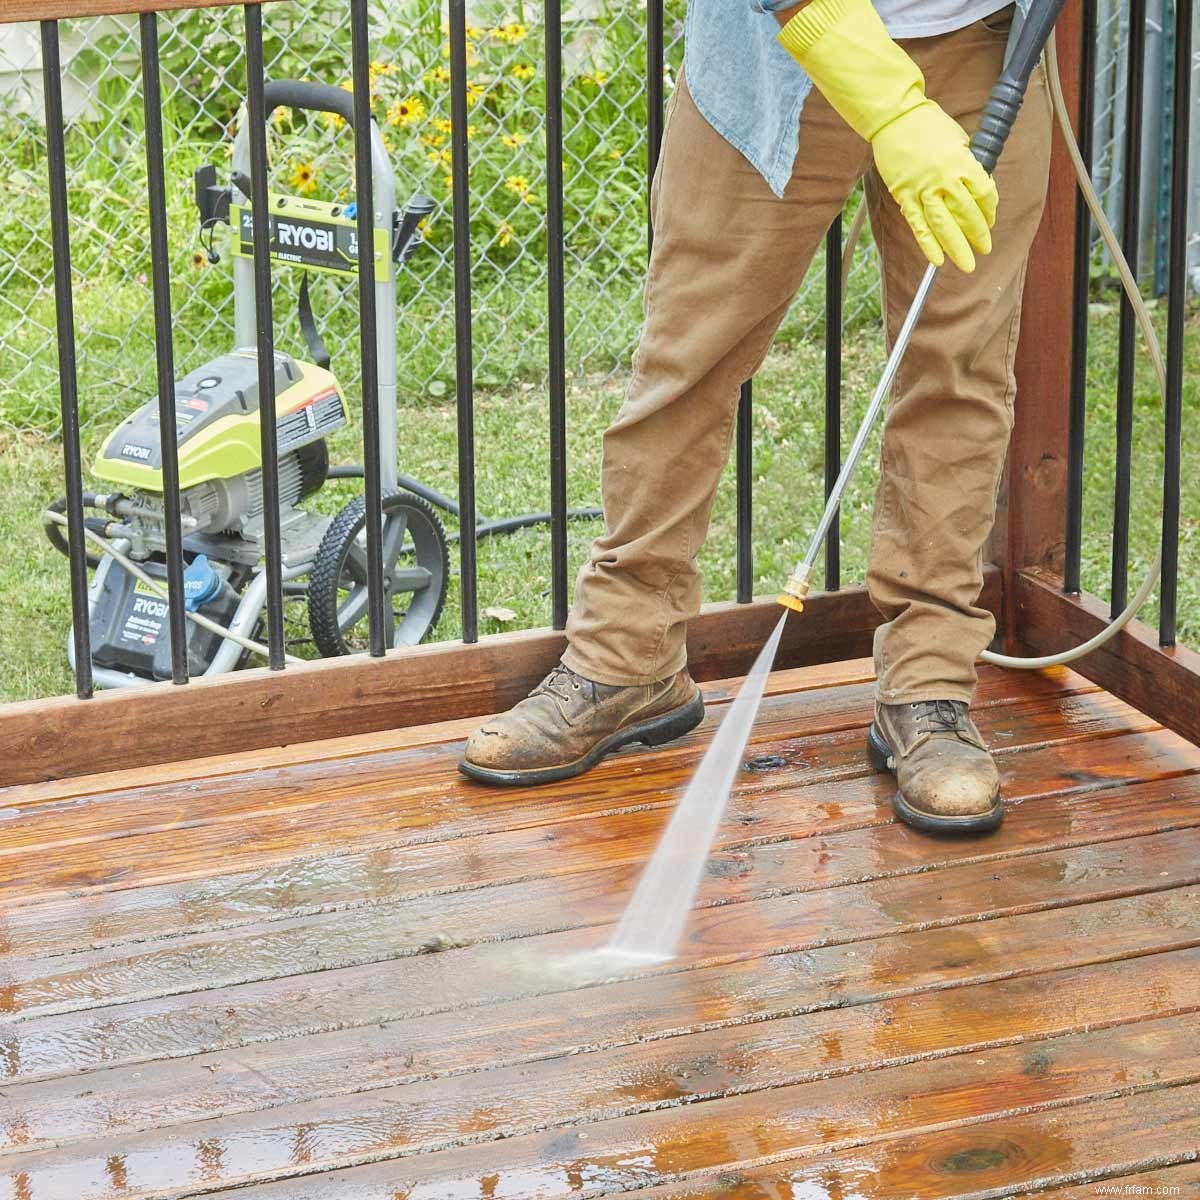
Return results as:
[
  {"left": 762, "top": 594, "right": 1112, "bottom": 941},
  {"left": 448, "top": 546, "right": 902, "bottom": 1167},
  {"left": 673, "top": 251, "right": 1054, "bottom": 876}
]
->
[
  {"left": 1, "top": 5, "right": 1193, "bottom": 433},
  {"left": 0, "top": 1, "right": 886, "bottom": 441}
]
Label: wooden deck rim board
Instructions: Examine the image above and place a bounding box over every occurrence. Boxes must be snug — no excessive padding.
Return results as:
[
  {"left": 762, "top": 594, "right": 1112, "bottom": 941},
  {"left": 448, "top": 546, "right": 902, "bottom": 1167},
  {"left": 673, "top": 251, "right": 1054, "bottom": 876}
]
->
[
  {"left": 1016, "top": 568, "right": 1200, "bottom": 748},
  {"left": 0, "top": 576, "right": 1000, "bottom": 788}
]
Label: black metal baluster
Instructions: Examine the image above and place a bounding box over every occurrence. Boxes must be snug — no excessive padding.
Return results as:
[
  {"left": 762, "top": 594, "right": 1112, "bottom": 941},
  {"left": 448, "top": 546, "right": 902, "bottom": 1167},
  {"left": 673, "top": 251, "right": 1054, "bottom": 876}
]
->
[
  {"left": 646, "top": 0, "right": 664, "bottom": 252},
  {"left": 545, "top": 2, "right": 568, "bottom": 630},
  {"left": 349, "top": 0, "right": 387, "bottom": 655},
  {"left": 1160, "top": 0, "right": 1191, "bottom": 646},
  {"left": 736, "top": 381, "right": 754, "bottom": 603},
  {"left": 244, "top": 3, "right": 286, "bottom": 669},
  {"left": 1064, "top": 0, "right": 1096, "bottom": 595},
  {"left": 40, "top": 20, "right": 93, "bottom": 700},
  {"left": 1110, "top": 0, "right": 1146, "bottom": 616},
  {"left": 824, "top": 215, "right": 842, "bottom": 592},
  {"left": 139, "top": 12, "right": 190, "bottom": 685},
  {"left": 449, "top": 0, "right": 478, "bottom": 642}
]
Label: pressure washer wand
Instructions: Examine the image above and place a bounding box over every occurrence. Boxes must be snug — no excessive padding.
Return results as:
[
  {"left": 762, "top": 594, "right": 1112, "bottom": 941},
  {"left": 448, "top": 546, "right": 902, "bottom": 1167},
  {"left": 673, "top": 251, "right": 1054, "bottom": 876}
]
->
[{"left": 778, "top": 0, "right": 1067, "bottom": 615}]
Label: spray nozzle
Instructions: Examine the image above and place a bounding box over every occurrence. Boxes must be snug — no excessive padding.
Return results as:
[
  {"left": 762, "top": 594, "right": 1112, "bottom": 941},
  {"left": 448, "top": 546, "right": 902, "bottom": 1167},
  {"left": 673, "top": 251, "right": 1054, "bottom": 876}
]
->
[{"left": 777, "top": 564, "right": 811, "bottom": 614}]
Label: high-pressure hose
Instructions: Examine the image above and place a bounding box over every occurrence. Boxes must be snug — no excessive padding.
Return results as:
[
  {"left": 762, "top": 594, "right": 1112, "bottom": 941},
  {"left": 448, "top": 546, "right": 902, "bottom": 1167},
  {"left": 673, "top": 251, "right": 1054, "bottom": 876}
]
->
[{"left": 780, "top": 23, "right": 1170, "bottom": 672}]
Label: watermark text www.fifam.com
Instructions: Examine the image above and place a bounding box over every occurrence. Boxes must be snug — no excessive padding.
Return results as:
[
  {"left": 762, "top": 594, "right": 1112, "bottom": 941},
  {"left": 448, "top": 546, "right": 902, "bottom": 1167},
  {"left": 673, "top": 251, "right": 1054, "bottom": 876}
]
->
[{"left": 1092, "top": 1186, "right": 1182, "bottom": 1196}]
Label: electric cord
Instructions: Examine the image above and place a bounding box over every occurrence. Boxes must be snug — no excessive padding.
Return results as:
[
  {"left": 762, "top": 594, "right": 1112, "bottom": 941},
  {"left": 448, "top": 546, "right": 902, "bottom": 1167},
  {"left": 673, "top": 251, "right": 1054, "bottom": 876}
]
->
[{"left": 43, "top": 509, "right": 304, "bottom": 666}]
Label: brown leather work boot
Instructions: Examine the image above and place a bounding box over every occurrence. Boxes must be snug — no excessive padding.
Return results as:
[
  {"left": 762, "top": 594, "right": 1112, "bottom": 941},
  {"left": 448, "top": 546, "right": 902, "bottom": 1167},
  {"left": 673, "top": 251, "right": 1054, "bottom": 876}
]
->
[
  {"left": 459, "top": 663, "right": 704, "bottom": 786},
  {"left": 867, "top": 699, "right": 1002, "bottom": 834}
]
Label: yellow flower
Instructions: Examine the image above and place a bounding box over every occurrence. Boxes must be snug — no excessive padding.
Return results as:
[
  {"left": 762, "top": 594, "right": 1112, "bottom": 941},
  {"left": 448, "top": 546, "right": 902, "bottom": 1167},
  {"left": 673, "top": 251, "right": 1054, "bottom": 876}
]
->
[
  {"left": 441, "top": 40, "right": 480, "bottom": 66},
  {"left": 465, "top": 23, "right": 484, "bottom": 40},
  {"left": 511, "top": 63, "right": 535, "bottom": 82},
  {"left": 609, "top": 149, "right": 622, "bottom": 161},
  {"left": 443, "top": 172, "right": 455, "bottom": 192},
  {"left": 369, "top": 60, "right": 397, "bottom": 80},
  {"left": 387, "top": 97, "right": 426, "bottom": 126},
  {"left": 191, "top": 250, "right": 208, "bottom": 269},
  {"left": 495, "top": 21, "right": 528, "bottom": 43},
  {"left": 435, "top": 118, "right": 453, "bottom": 134},
  {"left": 382, "top": 133, "right": 395, "bottom": 153},
  {"left": 420, "top": 133, "right": 446, "bottom": 148},
  {"left": 289, "top": 161, "right": 318, "bottom": 195},
  {"left": 579, "top": 71, "right": 609, "bottom": 88},
  {"left": 426, "top": 148, "right": 452, "bottom": 167},
  {"left": 496, "top": 220, "right": 515, "bottom": 247},
  {"left": 501, "top": 133, "right": 526, "bottom": 150},
  {"left": 505, "top": 175, "right": 530, "bottom": 195},
  {"left": 466, "top": 83, "right": 485, "bottom": 107},
  {"left": 425, "top": 66, "right": 451, "bottom": 86}
]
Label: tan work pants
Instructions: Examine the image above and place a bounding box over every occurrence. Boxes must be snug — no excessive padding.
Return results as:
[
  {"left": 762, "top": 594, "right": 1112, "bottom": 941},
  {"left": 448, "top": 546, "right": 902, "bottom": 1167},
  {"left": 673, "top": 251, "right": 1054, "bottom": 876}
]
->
[{"left": 563, "top": 14, "right": 1052, "bottom": 703}]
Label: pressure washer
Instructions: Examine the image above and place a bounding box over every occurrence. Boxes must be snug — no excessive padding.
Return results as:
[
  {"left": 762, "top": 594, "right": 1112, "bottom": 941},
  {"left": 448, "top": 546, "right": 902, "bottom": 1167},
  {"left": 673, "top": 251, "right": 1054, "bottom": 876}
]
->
[{"left": 44, "top": 80, "right": 599, "bottom": 687}]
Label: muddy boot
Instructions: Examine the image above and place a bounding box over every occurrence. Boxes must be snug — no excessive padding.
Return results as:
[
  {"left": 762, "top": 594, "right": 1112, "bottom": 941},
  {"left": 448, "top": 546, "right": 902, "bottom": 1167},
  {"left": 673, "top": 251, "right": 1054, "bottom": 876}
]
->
[
  {"left": 867, "top": 699, "right": 1002, "bottom": 834},
  {"left": 459, "top": 663, "right": 704, "bottom": 786}
]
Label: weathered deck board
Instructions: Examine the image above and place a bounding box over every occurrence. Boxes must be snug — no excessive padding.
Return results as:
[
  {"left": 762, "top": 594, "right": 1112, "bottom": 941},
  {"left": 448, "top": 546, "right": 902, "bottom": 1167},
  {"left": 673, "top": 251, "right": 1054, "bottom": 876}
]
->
[
  {"left": 0, "top": 661, "right": 1197, "bottom": 1198},
  {"left": 0, "top": 689, "right": 1176, "bottom": 908}
]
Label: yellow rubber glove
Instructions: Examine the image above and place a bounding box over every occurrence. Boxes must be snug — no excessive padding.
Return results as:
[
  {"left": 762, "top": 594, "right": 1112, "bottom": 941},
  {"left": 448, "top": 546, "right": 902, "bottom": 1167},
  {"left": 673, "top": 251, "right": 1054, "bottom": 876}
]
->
[{"left": 778, "top": 0, "right": 999, "bottom": 273}]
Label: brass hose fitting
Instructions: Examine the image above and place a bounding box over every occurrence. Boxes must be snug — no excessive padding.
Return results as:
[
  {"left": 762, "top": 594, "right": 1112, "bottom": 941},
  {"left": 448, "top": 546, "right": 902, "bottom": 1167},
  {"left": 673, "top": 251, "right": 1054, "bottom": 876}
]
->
[{"left": 776, "top": 567, "right": 811, "bottom": 614}]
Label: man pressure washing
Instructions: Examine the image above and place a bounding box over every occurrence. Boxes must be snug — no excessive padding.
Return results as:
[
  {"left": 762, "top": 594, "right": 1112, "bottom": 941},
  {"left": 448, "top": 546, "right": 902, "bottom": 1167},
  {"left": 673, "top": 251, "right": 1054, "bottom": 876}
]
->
[{"left": 460, "top": 0, "right": 1052, "bottom": 836}]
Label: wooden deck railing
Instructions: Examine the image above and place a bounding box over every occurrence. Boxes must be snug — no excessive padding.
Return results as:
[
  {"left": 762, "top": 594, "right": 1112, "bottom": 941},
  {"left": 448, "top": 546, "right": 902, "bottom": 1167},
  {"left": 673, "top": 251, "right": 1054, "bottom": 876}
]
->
[{"left": 1, "top": 0, "right": 1196, "bottom": 788}]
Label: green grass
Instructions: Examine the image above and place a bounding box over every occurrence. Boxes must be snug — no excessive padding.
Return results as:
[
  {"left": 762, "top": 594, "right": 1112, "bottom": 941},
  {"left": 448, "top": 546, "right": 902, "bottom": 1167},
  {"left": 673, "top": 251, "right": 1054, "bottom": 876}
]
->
[{"left": 3, "top": 301, "right": 1196, "bottom": 705}]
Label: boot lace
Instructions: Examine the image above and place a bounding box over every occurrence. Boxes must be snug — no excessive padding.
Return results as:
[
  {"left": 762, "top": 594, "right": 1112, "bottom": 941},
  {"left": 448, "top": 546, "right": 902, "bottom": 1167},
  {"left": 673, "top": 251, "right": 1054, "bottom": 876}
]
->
[
  {"left": 911, "top": 699, "right": 965, "bottom": 734},
  {"left": 534, "top": 664, "right": 594, "bottom": 704}
]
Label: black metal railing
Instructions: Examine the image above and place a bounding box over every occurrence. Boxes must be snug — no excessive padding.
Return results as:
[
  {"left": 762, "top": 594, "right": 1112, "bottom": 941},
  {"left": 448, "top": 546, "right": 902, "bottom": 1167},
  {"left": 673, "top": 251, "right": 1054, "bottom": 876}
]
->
[
  {"left": 27, "top": 0, "right": 1195, "bottom": 706},
  {"left": 32, "top": 0, "right": 775, "bottom": 702},
  {"left": 1063, "top": 0, "right": 1192, "bottom": 647}
]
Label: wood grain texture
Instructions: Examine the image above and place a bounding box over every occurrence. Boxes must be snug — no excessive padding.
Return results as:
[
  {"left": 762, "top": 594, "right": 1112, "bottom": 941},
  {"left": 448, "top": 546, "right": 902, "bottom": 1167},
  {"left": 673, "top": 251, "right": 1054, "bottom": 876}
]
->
[
  {"left": 7, "top": 940, "right": 1195, "bottom": 1161},
  {"left": 0, "top": 658, "right": 882, "bottom": 811},
  {"left": 0, "top": 667, "right": 1129, "bottom": 907},
  {"left": 0, "top": 654, "right": 1196, "bottom": 1197},
  {"left": 625, "top": 1083, "right": 1200, "bottom": 1199},
  {"left": 1001, "top": 0, "right": 1082, "bottom": 610},
  {"left": 0, "top": 573, "right": 1000, "bottom": 788},
  {"left": 4, "top": 0, "right": 267, "bottom": 18},
  {"left": 1016, "top": 569, "right": 1200, "bottom": 748}
]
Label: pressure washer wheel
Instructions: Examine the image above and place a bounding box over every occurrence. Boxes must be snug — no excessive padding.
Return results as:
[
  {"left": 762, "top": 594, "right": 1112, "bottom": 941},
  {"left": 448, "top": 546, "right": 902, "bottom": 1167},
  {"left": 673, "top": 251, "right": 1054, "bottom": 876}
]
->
[{"left": 308, "top": 488, "right": 449, "bottom": 655}]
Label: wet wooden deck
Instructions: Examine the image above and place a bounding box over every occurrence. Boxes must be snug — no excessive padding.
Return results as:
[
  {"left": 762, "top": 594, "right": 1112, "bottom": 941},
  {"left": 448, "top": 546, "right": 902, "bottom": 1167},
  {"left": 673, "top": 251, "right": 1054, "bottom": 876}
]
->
[{"left": 2, "top": 658, "right": 1199, "bottom": 1199}]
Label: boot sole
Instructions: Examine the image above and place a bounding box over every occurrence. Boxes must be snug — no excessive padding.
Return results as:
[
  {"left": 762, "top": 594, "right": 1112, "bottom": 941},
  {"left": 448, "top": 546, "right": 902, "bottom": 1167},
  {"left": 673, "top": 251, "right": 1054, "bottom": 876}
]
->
[
  {"left": 867, "top": 723, "right": 1003, "bottom": 836},
  {"left": 458, "top": 689, "right": 706, "bottom": 788}
]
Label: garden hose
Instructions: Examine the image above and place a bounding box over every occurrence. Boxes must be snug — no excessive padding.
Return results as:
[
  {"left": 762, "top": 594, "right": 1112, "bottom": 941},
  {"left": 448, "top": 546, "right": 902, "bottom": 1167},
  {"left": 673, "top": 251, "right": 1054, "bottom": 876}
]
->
[
  {"left": 782, "top": 26, "right": 1168, "bottom": 672},
  {"left": 982, "top": 29, "right": 1165, "bottom": 669},
  {"left": 43, "top": 509, "right": 302, "bottom": 666}
]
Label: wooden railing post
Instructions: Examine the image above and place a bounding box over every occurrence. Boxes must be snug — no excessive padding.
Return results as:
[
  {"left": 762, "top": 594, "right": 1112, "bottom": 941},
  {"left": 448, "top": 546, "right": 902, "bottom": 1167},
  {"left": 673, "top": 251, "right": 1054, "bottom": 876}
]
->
[{"left": 998, "top": 0, "right": 1082, "bottom": 652}]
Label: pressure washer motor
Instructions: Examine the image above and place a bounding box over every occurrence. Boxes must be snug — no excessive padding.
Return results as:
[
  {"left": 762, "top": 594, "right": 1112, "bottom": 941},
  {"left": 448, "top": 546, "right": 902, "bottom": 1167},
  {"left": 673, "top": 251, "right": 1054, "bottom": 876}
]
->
[{"left": 82, "top": 349, "right": 344, "bottom": 681}]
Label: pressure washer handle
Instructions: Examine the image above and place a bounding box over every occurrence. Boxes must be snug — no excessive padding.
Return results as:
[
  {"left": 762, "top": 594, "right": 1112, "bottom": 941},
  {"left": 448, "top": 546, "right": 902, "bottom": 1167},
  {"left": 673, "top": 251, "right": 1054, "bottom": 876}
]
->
[{"left": 968, "top": 0, "right": 1068, "bottom": 173}]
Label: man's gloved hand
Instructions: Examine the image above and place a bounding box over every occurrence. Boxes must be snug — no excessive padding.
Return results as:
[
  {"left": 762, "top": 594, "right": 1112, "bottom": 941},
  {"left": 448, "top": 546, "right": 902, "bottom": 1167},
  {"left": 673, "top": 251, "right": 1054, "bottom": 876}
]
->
[{"left": 777, "top": 0, "right": 998, "bottom": 273}]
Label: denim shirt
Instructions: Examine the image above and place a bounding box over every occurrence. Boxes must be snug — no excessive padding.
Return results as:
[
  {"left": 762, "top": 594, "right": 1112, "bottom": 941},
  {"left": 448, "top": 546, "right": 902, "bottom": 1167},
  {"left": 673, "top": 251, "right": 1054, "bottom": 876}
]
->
[{"left": 682, "top": 0, "right": 1029, "bottom": 198}]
